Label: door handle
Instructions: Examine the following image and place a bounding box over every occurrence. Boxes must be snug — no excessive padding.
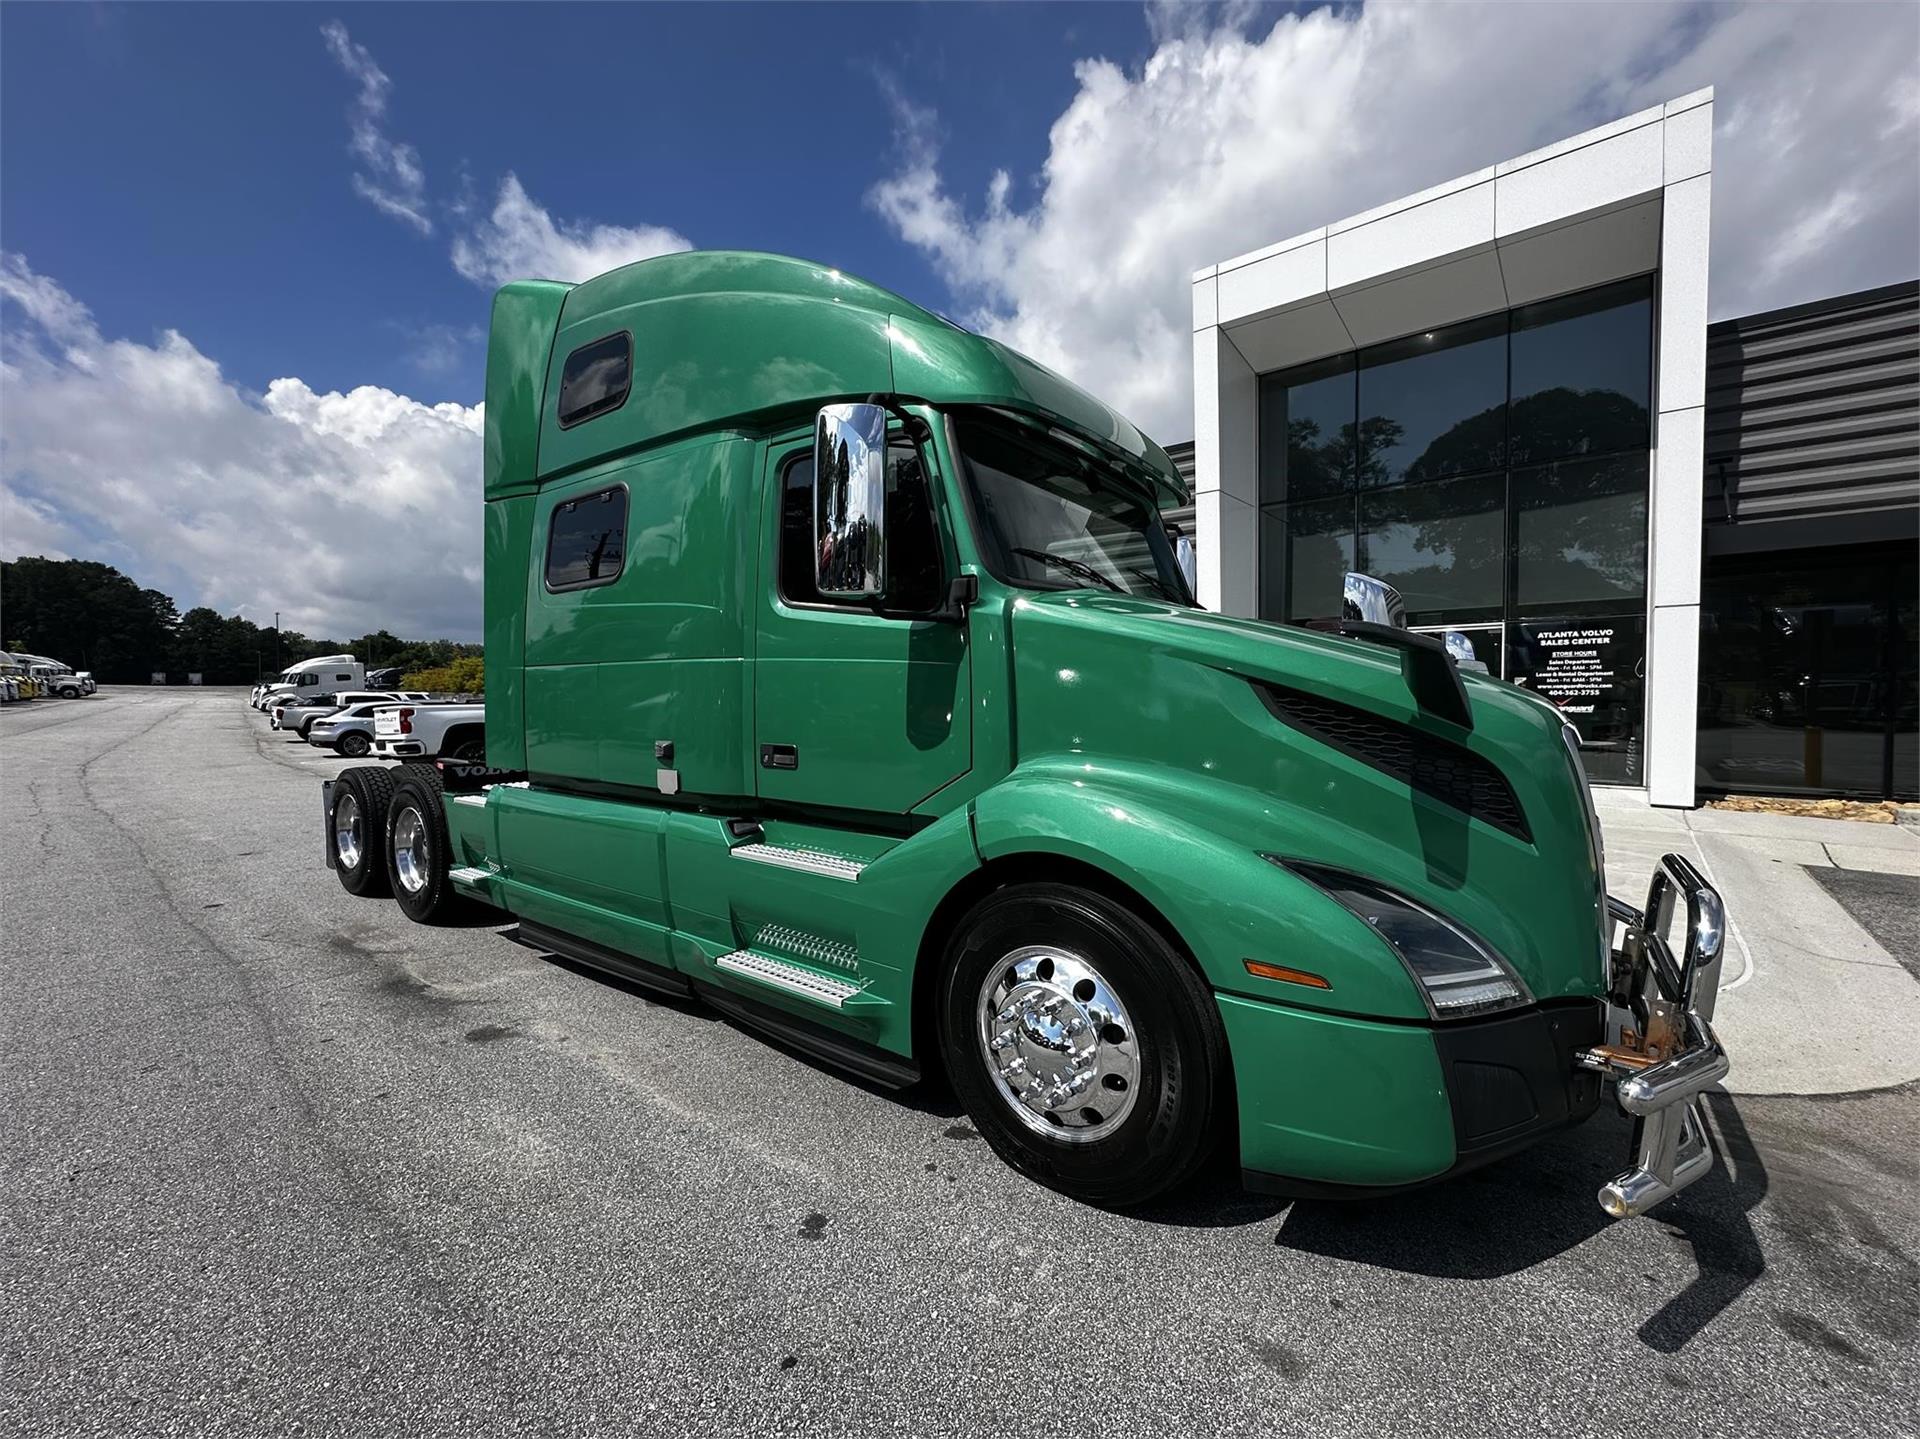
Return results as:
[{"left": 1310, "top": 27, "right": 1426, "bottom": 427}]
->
[{"left": 760, "top": 744, "right": 799, "bottom": 771}]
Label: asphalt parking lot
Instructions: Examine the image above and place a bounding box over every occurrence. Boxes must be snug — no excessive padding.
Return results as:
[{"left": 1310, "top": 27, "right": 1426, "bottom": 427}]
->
[{"left": 4, "top": 688, "right": 1917, "bottom": 1437}]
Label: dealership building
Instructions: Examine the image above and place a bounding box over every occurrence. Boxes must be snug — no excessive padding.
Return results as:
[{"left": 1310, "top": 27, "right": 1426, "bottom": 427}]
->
[{"left": 1187, "top": 89, "right": 1917, "bottom": 807}]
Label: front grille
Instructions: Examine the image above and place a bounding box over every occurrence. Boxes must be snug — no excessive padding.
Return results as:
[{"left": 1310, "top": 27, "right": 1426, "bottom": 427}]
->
[{"left": 1255, "top": 682, "right": 1532, "bottom": 843}]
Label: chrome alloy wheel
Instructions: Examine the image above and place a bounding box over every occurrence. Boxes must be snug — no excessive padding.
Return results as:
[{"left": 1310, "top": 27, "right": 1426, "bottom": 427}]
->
[
  {"left": 391, "top": 806, "right": 429, "bottom": 894},
  {"left": 334, "top": 791, "right": 363, "bottom": 870},
  {"left": 976, "top": 945, "right": 1140, "bottom": 1143}
]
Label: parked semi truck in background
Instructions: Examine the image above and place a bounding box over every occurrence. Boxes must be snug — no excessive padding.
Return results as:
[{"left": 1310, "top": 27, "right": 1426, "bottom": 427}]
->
[
  {"left": 322, "top": 251, "right": 1729, "bottom": 1216},
  {"left": 254, "top": 655, "right": 364, "bottom": 710}
]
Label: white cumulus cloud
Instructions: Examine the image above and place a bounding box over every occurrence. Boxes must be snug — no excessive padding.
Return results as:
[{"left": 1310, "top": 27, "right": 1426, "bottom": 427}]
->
[
  {"left": 321, "top": 20, "right": 433, "bottom": 236},
  {"left": 318, "top": 24, "right": 691, "bottom": 287},
  {"left": 450, "top": 174, "right": 693, "bottom": 287},
  {"left": 872, "top": 2, "right": 1920, "bottom": 439},
  {"left": 0, "top": 256, "right": 484, "bottom": 641}
]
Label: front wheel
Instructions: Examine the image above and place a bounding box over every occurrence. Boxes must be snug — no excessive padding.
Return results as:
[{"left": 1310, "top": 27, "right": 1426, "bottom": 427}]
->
[{"left": 937, "top": 882, "right": 1229, "bottom": 1208}]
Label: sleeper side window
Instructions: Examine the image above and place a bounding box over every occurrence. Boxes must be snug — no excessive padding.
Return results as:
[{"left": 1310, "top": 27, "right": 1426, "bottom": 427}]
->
[
  {"left": 545, "top": 485, "right": 629, "bottom": 591},
  {"left": 557, "top": 332, "right": 632, "bottom": 429},
  {"left": 779, "top": 435, "right": 942, "bottom": 613}
]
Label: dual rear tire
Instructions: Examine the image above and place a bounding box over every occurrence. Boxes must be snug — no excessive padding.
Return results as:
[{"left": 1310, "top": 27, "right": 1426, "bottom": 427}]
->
[
  {"left": 383, "top": 767, "right": 466, "bottom": 924},
  {"left": 329, "top": 763, "right": 469, "bottom": 924},
  {"left": 329, "top": 766, "right": 393, "bottom": 896}
]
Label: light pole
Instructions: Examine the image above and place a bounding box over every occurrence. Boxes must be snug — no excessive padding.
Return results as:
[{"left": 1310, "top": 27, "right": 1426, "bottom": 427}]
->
[{"left": 273, "top": 611, "right": 281, "bottom": 669}]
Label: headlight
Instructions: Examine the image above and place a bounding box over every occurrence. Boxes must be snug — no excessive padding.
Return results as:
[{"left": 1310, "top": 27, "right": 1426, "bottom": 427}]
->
[{"left": 1271, "top": 859, "right": 1533, "bottom": 1019}]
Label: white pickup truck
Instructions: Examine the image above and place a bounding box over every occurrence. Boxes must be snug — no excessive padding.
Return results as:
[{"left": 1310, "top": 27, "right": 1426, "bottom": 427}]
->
[{"left": 372, "top": 702, "right": 485, "bottom": 762}]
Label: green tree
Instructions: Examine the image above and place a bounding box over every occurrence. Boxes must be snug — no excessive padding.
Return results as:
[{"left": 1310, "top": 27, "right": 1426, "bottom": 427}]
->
[
  {"left": 0, "top": 557, "right": 178, "bottom": 681},
  {"left": 402, "top": 654, "right": 484, "bottom": 695}
]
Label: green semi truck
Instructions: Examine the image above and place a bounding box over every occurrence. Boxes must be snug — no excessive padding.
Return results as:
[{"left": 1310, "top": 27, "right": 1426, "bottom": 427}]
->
[{"left": 323, "top": 251, "right": 1729, "bottom": 1215}]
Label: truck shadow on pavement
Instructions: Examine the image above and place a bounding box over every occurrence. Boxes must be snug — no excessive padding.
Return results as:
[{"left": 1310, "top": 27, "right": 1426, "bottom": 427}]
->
[
  {"left": 521, "top": 937, "right": 1770, "bottom": 1348},
  {"left": 1264, "top": 1092, "right": 1767, "bottom": 1351},
  {"left": 527, "top": 945, "right": 969, "bottom": 1121}
]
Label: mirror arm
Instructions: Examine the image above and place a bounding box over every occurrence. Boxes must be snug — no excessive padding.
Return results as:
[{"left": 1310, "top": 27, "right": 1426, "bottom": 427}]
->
[
  {"left": 863, "top": 393, "right": 934, "bottom": 445},
  {"left": 932, "top": 573, "right": 978, "bottom": 624}
]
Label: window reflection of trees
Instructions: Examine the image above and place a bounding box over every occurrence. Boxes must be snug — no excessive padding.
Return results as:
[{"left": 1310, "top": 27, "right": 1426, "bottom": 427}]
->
[
  {"left": 1260, "top": 285, "right": 1654, "bottom": 623},
  {"left": 1515, "top": 455, "right": 1648, "bottom": 607},
  {"left": 1360, "top": 475, "right": 1504, "bottom": 617}
]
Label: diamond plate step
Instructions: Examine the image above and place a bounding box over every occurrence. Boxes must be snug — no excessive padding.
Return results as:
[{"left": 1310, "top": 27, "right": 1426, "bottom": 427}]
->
[
  {"left": 448, "top": 865, "right": 493, "bottom": 885},
  {"left": 715, "top": 950, "right": 868, "bottom": 1008},
  {"left": 730, "top": 842, "right": 865, "bottom": 882}
]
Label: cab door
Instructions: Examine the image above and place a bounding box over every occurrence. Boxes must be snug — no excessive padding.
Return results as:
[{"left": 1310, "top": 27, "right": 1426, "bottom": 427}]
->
[{"left": 752, "top": 426, "right": 971, "bottom": 815}]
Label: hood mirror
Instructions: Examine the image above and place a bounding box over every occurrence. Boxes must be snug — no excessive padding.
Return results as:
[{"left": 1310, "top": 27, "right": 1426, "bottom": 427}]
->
[
  {"left": 1342, "top": 572, "right": 1406, "bottom": 629},
  {"left": 814, "top": 402, "right": 889, "bottom": 600}
]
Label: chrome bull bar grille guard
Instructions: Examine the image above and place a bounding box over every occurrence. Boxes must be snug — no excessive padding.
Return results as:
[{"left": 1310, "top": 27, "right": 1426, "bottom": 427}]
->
[{"left": 1574, "top": 852, "right": 1731, "bottom": 1218}]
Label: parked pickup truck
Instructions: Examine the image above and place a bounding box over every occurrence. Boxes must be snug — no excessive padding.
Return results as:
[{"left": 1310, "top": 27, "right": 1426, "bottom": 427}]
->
[
  {"left": 322, "top": 250, "right": 1728, "bottom": 1217},
  {"left": 372, "top": 703, "right": 485, "bottom": 762},
  {"left": 273, "top": 690, "right": 427, "bottom": 737}
]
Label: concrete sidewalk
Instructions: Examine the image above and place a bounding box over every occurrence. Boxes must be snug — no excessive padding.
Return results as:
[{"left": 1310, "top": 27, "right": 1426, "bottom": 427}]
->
[{"left": 1595, "top": 788, "right": 1920, "bottom": 1097}]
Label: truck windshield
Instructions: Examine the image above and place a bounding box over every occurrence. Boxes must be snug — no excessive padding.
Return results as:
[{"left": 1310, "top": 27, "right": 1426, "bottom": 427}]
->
[{"left": 955, "top": 414, "right": 1192, "bottom": 604}]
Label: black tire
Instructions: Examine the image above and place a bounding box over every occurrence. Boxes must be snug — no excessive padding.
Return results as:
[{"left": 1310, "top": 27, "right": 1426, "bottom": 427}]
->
[
  {"left": 384, "top": 769, "right": 466, "bottom": 924},
  {"left": 443, "top": 730, "right": 485, "bottom": 763},
  {"left": 329, "top": 766, "right": 394, "bottom": 897},
  {"left": 937, "top": 882, "right": 1229, "bottom": 1208},
  {"left": 338, "top": 730, "right": 372, "bottom": 758}
]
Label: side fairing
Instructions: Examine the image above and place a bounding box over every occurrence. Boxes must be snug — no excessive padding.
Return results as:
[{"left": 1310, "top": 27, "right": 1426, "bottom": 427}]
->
[
  {"left": 482, "top": 280, "right": 570, "bottom": 769},
  {"left": 482, "top": 495, "right": 535, "bottom": 772}
]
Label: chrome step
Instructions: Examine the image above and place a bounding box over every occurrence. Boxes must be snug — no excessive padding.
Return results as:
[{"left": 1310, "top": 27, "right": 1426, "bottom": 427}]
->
[
  {"left": 716, "top": 950, "right": 864, "bottom": 1008},
  {"left": 730, "top": 842, "right": 865, "bottom": 882},
  {"left": 448, "top": 865, "right": 493, "bottom": 885}
]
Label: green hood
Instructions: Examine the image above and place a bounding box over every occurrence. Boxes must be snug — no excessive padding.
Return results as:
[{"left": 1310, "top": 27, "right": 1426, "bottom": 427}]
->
[{"left": 999, "top": 590, "right": 1608, "bottom": 1008}]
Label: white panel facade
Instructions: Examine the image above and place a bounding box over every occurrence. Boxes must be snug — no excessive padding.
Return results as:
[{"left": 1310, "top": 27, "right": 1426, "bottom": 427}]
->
[
  {"left": 1193, "top": 93, "right": 1714, "bottom": 804},
  {"left": 1328, "top": 250, "right": 1510, "bottom": 347},
  {"left": 1493, "top": 120, "right": 1664, "bottom": 238},
  {"left": 1215, "top": 234, "right": 1328, "bottom": 325},
  {"left": 1194, "top": 490, "right": 1256, "bottom": 618},
  {"left": 1646, "top": 603, "right": 1702, "bottom": 805},
  {"left": 1650, "top": 405, "right": 1707, "bottom": 609},
  {"left": 1495, "top": 197, "right": 1662, "bottom": 306},
  {"left": 1223, "top": 299, "right": 1353, "bottom": 372},
  {"left": 1326, "top": 180, "right": 1496, "bottom": 291},
  {"left": 1662, "top": 97, "right": 1713, "bottom": 184},
  {"left": 1657, "top": 173, "right": 1714, "bottom": 414}
]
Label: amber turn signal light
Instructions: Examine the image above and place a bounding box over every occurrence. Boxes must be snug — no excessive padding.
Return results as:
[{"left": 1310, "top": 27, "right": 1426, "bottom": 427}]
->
[{"left": 1243, "top": 960, "right": 1331, "bottom": 989}]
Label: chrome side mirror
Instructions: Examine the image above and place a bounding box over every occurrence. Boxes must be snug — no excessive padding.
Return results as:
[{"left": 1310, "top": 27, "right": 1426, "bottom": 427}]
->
[
  {"left": 1342, "top": 571, "right": 1406, "bottom": 629},
  {"left": 814, "top": 402, "right": 889, "bottom": 600},
  {"left": 1442, "top": 630, "right": 1490, "bottom": 673}
]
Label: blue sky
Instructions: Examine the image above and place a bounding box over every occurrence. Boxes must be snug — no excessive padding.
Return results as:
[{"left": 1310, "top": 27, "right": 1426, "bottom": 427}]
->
[
  {"left": 3, "top": 2, "right": 1914, "bottom": 640},
  {"left": 2, "top": 2, "right": 1168, "bottom": 409}
]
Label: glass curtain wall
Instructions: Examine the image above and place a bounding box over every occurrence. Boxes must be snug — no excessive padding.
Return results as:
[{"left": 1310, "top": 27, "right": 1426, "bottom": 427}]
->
[{"left": 1257, "top": 276, "right": 1654, "bottom": 782}]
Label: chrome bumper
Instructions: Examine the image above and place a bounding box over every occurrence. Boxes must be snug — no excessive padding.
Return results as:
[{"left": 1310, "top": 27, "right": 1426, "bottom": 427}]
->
[{"left": 1575, "top": 853, "right": 1730, "bottom": 1218}]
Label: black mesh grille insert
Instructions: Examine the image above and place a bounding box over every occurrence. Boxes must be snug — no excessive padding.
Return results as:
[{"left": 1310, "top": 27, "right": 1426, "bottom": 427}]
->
[{"left": 1255, "top": 682, "right": 1532, "bottom": 843}]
